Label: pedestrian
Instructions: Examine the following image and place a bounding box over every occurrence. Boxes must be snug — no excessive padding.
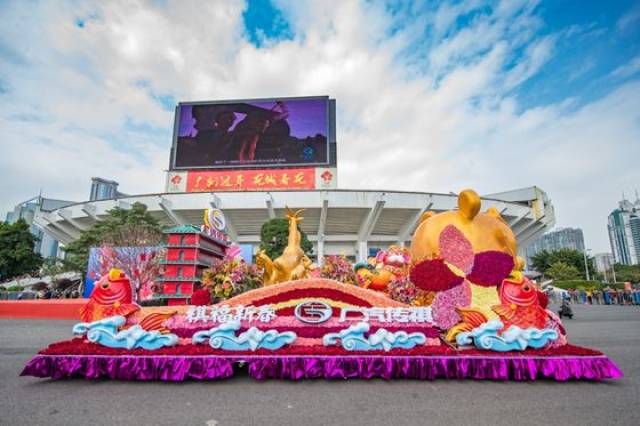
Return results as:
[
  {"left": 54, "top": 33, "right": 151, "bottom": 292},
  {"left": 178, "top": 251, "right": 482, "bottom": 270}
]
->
[{"left": 594, "top": 289, "right": 602, "bottom": 305}]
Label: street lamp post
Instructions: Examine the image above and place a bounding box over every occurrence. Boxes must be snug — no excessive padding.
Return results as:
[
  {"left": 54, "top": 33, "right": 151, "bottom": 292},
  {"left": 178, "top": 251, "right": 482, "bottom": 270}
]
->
[
  {"left": 583, "top": 249, "right": 591, "bottom": 281},
  {"left": 610, "top": 261, "right": 617, "bottom": 284}
]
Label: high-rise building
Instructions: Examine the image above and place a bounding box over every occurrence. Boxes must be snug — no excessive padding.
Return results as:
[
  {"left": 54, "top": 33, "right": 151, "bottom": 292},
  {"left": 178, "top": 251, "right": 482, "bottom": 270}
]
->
[
  {"left": 607, "top": 197, "right": 640, "bottom": 265},
  {"left": 89, "top": 177, "right": 127, "bottom": 201},
  {"left": 593, "top": 253, "right": 615, "bottom": 273},
  {"left": 526, "top": 227, "right": 585, "bottom": 267},
  {"left": 5, "top": 196, "right": 74, "bottom": 258},
  {"left": 3, "top": 177, "right": 127, "bottom": 259}
]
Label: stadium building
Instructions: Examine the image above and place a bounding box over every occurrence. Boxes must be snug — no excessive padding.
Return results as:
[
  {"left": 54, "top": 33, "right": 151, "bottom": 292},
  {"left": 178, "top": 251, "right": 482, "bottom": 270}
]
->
[{"left": 32, "top": 97, "right": 556, "bottom": 263}]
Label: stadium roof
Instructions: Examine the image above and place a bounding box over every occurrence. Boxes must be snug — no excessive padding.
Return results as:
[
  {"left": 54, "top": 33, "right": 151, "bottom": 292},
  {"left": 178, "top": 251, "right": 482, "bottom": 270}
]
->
[{"left": 34, "top": 188, "right": 555, "bottom": 261}]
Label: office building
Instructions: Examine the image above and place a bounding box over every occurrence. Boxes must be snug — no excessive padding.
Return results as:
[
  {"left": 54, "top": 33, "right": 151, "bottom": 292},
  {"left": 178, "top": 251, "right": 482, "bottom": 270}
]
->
[
  {"left": 5, "top": 196, "right": 74, "bottom": 258},
  {"left": 89, "top": 177, "right": 127, "bottom": 201},
  {"left": 593, "top": 252, "right": 615, "bottom": 273},
  {"left": 526, "top": 227, "right": 585, "bottom": 267},
  {"left": 608, "top": 197, "right": 640, "bottom": 265}
]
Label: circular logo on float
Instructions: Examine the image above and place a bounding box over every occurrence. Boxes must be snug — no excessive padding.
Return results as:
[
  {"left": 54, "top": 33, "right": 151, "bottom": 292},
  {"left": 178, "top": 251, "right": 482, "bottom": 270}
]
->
[
  {"left": 294, "top": 301, "right": 332, "bottom": 324},
  {"left": 205, "top": 208, "right": 226, "bottom": 231}
]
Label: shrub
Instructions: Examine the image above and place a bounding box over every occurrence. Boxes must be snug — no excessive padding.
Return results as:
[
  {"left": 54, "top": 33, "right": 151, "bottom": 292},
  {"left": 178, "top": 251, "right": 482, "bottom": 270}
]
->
[
  {"left": 7, "top": 285, "right": 22, "bottom": 292},
  {"left": 320, "top": 255, "right": 357, "bottom": 285},
  {"left": 191, "top": 289, "right": 212, "bottom": 306},
  {"left": 553, "top": 280, "right": 608, "bottom": 290},
  {"left": 202, "top": 256, "right": 262, "bottom": 301}
]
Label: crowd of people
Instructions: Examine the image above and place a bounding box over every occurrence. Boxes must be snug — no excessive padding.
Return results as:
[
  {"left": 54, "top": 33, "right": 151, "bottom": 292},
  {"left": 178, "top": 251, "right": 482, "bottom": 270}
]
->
[{"left": 559, "top": 288, "right": 640, "bottom": 305}]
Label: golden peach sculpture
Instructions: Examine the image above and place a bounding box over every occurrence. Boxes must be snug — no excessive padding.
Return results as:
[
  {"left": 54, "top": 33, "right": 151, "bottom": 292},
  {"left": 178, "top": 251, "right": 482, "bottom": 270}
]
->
[
  {"left": 410, "top": 189, "right": 520, "bottom": 322},
  {"left": 411, "top": 189, "right": 517, "bottom": 261}
]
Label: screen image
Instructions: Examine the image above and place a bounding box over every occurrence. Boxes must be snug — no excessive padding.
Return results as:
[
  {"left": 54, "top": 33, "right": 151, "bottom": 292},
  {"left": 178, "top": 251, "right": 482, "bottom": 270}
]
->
[{"left": 172, "top": 97, "right": 329, "bottom": 169}]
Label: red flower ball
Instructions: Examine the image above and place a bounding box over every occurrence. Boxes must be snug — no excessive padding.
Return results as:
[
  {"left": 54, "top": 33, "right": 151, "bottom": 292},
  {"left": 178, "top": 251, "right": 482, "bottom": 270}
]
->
[
  {"left": 466, "top": 251, "right": 514, "bottom": 287},
  {"left": 410, "top": 259, "right": 464, "bottom": 292},
  {"left": 191, "top": 289, "right": 211, "bottom": 306}
]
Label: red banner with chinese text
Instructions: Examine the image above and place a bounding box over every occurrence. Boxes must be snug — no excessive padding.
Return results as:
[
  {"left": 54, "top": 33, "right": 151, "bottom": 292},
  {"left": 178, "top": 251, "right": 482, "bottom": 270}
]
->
[{"left": 186, "top": 168, "right": 316, "bottom": 192}]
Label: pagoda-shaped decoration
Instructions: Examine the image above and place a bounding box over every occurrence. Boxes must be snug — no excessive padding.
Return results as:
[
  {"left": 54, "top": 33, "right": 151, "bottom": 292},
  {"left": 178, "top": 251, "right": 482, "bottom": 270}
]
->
[{"left": 156, "top": 224, "right": 228, "bottom": 306}]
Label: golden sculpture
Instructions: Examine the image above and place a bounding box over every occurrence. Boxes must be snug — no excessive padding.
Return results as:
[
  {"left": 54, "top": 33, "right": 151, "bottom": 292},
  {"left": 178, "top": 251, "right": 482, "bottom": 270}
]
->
[
  {"left": 410, "top": 189, "right": 519, "bottom": 323},
  {"left": 411, "top": 189, "right": 517, "bottom": 261},
  {"left": 256, "top": 207, "right": 314, "bottom": 286}
]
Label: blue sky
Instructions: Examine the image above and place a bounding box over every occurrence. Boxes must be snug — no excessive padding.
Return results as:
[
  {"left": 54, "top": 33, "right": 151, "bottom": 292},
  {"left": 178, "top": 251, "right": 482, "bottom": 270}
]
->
[{"left": 1, "top": 0, "right": 639, "bottom": 254}]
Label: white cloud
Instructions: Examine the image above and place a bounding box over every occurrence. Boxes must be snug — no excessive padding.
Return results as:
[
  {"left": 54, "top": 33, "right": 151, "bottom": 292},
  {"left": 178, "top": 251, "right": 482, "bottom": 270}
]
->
[
  {"left": 617, "top": 6, "right": 640, "bottom": 32},
  {"left": 0, "top": 0, "right": 638, "bottom": 255},
  {"left": 610, "top": 55, "right": 640, "bottom": 79}
]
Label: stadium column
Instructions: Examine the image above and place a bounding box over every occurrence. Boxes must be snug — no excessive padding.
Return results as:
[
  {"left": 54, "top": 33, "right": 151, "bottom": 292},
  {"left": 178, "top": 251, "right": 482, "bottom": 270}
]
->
[
  {"left": 159, "top": 197, "right": 187, "bottom": 225},
  {"left": 265, "top": 194, "right": 276, "bottom": 219},
  {"left": 81, "top": 204, "right": 103, "bottom": 222},
  {"left": 357, "top": 197, "right": 385, "bottom": 262},
  {"left": 58, "top": 209, "right": 90, "bottom": 232},
  {"left": 40, "top": 212, "right": 80, "bottom": 241},
  {"left": 396, "top": 197, "right": 433, "bottom": 247},
  {"left": 357, "top": 241, "right": 368, "bottom": 262},
  {"left": 317, "top": 197, "right": 328, "bottom": 265}
]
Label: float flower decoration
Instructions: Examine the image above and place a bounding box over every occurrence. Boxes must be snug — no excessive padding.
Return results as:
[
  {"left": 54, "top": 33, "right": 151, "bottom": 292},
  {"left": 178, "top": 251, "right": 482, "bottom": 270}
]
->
[
  {"left": 320, "top": 255, "right": 358, "bottom": 285},
  {"left": 410, "top": 224, "right": 514, "bottom": 329},
  {"left": 202, "top": 255, "right": 262, "bottom": 301},
  {"left": 387, "top": 275, "right": 418, "bottom": 304},
  {"left": 353, "top": 246, "right": 412, "bottom": 293}
]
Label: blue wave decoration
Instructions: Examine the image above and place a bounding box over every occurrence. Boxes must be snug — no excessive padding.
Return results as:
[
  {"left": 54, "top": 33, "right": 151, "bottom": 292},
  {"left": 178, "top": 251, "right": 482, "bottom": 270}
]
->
[
  {"left": 192, "top": 321, "right": 296, "bottom": 351},
  {"left": 72, "top": 316, "right": 178, "bottom": 350},
  {"left": 456, "top": 320, "right": 558, "bottom": 352},
  {"left": 322, "top": 322, "right": 426, "bottom": 351}
]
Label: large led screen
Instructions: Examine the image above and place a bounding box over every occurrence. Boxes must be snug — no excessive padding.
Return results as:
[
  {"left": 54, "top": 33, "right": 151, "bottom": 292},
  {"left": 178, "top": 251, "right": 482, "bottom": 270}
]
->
[{"left": 172, "top": 97, "right": 330, "bottom": 169}]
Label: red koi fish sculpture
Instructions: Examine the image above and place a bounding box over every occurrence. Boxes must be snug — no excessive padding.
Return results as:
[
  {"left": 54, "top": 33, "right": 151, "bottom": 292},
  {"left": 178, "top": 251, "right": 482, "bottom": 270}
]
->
[
  {"left": 80, "top": 269, "right": 140, "bottom": 323},
  {"left": 80, "top": 269, "right": 176, "bottom": 333},
  {"left": 447, "top": 274, "right": 550, "bottom": 342},
  {"left": 491, "top": 275, "right": 548, "bottom": 330}
]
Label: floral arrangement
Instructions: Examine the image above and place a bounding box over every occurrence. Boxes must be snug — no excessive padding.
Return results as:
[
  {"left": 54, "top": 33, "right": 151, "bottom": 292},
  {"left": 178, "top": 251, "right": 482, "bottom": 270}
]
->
[
  {"left": 409, "top": 225, "right": 515, "bottom": 329},
  {"left": 191, "top": 289, "right": 212, "bottom": 306},
  {"left": 409, "top": 226, "right": 514, "bottom": 292},
  {"left": 202, "top": 256, "right": 262, "bottom": 301},
  {"left": 387, "top": 275, "right": 418, "bottom": 304},
  {"left": 216, "top": 278, "right": 406, "bottom": 309},
  {"left": 320, "top": 255, "right": 357, "bottom": 285},
  {"left": 38, "top": 337, "right": 602, "bottom": 357}
]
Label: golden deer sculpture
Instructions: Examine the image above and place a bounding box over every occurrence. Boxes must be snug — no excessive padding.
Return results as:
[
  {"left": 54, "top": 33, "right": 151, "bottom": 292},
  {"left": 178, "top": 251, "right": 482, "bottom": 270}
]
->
[{"left": 256, "top": 207, "right": 314, "bottom": 286}]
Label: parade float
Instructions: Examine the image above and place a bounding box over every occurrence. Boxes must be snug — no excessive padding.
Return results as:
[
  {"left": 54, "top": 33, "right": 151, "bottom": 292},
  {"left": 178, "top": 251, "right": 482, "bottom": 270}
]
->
[{"left": 21, "top": 190, "right": 623, "bottom": 381}]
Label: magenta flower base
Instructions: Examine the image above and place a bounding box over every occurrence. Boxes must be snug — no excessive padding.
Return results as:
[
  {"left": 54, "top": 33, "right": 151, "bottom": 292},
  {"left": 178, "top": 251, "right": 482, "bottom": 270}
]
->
[{"left": 21, "top": 353, "right": 623, "bottom": 382}]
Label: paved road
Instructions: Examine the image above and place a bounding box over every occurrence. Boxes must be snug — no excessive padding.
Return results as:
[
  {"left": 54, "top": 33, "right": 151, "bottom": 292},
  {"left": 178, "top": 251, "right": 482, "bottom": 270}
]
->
[{"left": 1, "top": 304, "right": 638, "bottom": 426}]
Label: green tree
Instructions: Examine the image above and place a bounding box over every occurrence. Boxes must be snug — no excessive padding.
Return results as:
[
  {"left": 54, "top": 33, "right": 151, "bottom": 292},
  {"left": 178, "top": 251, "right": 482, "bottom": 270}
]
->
[
  {"left": 546, "top": 261, "right": 580, "bottom": 281},
  {"left": 259, "top": 218, "right": 313, "bottom": 259},
  {"left": 531, "top": 250, "right": 552, "bottom": 274},
  {"left": 530, "top": 248, "right": 595, "bottom": 279},
  {"left": 0, "top": 219, "right": 43, "bottom": 281},
  {"left": 40, "top": 257, "right": 64, "bottom": 280},
  {"left": 611, "top": 264, "right": 640, "bottom": 283},
  {"left": 63, "top": 202, "right": 163, "bottom": 275}
]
